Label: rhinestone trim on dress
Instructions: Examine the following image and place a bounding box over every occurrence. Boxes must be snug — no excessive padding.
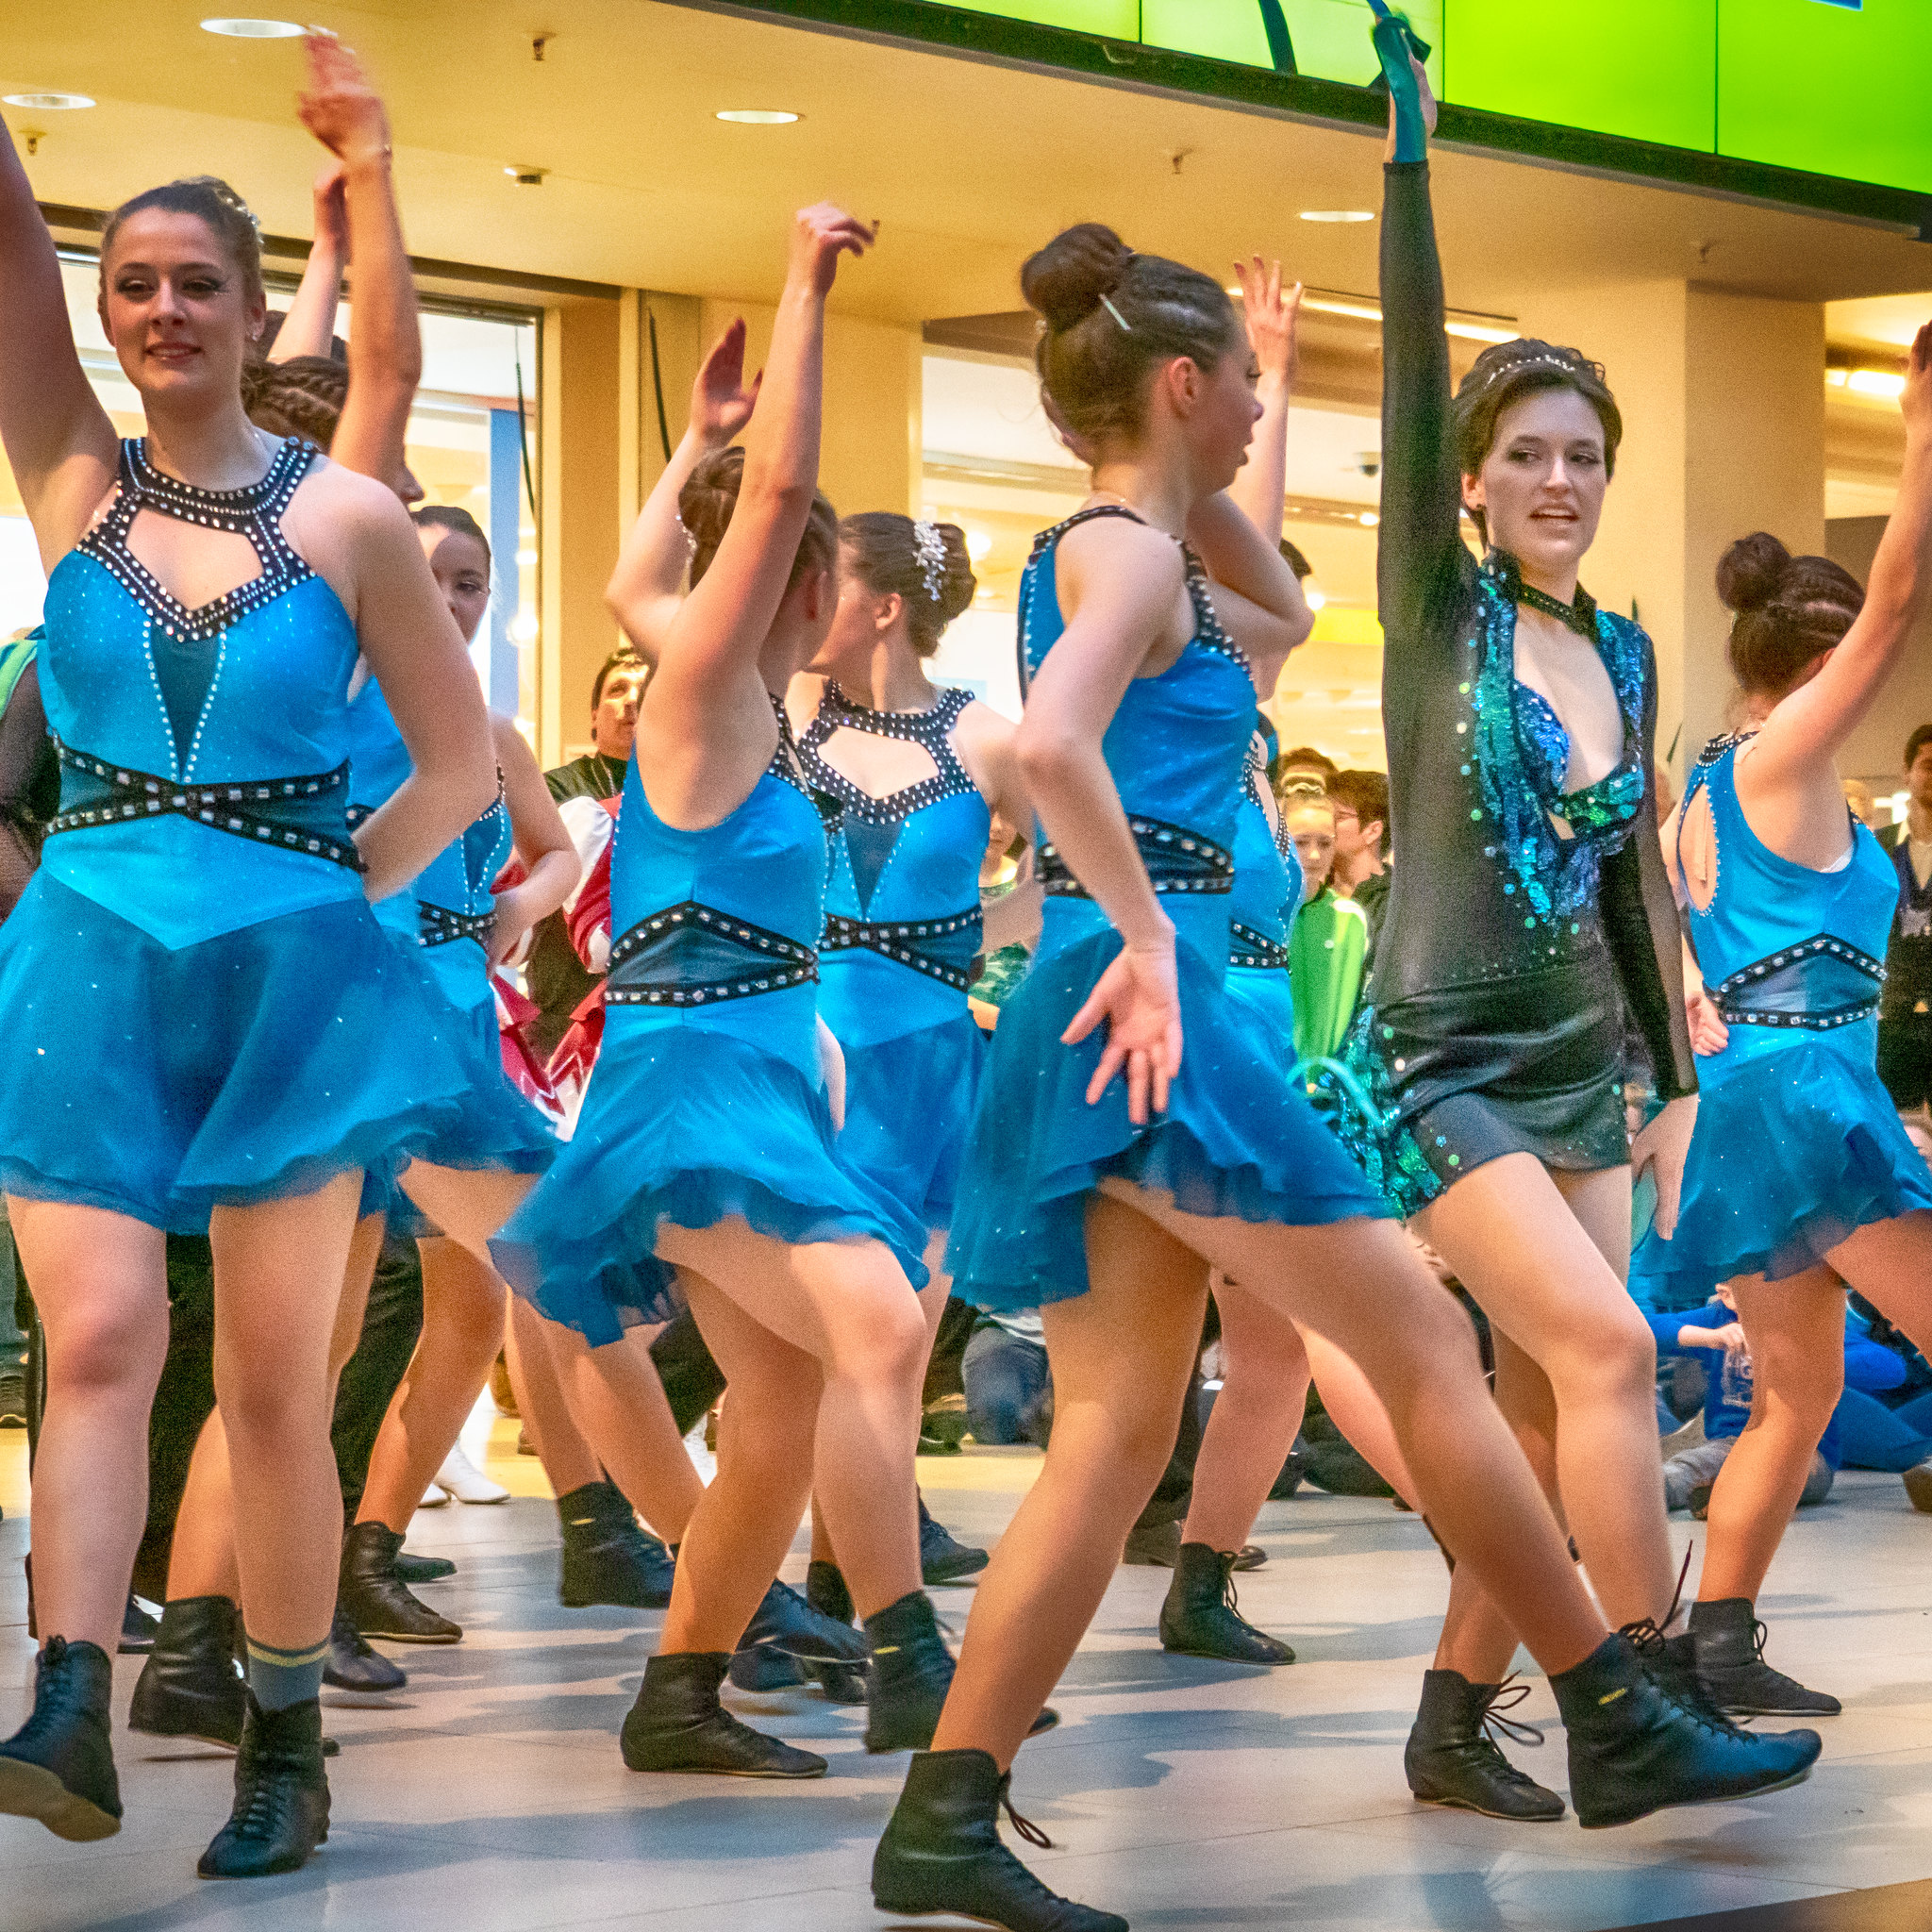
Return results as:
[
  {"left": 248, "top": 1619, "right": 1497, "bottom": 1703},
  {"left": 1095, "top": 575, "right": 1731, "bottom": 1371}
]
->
[
  {"left": 820, "top": 906, "right": 983, "bottom": 991},
  {"left": 604, "top": 899, "right": 820, "bottom": 1008}
]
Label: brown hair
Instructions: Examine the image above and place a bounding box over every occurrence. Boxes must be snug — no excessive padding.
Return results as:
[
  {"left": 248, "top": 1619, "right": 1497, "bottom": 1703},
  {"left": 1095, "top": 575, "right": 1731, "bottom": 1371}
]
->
[
  {"left": 1021, "top": 222, "right": 1240, "bottom": 445},
  {"left": 100, "top": 175, "right": 264, "bottom": 310},
  {"left": 678, "top": 446, "right": 838, "bottom": 591},
  {"left": 1327, "top": 768, "right": 1391, "bottom": 854},
  {"left": 1453, "top": 338, "right": 1622, "bottom": 544},
  {"left": 839, "top": 512, "right": 976, "bottom": 657},
  {"left": 413, "top": 504, "right": 491, "bottom": 567},
  {"left": 1717, "top": 532, "right": 1864, "bottom": 697},
  {"left": 591, "top": 648, "right": 645, "bottom": 712},
  {"left": 240, "top": 355, "right": 344, "bottom": 450}
]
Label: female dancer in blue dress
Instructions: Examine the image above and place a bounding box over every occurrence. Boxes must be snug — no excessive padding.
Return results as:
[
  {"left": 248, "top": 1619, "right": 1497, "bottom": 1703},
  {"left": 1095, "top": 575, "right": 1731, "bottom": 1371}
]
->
[
  {"left": 1630, "top": 370, "right": 1932, "bottom": 1717},
  {"left": 499, "top": 204, "right": 961, "bottom": 1776},
  {"left": 0, "top": 116, "right": 496, "bottom": 1874},
  {"left": 868, "top": 198, "right": 1817, "bottom": 1932}
]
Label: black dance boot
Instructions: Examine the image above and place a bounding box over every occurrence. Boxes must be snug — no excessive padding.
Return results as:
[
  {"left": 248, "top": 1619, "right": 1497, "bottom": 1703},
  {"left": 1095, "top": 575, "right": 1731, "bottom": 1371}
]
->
[
  {"left": 1404, "top": 1671, "right": 1564, "bottom": 1821},
  {"left": 742, "top": 1577, "right": 871, "bottom": 1666},
  {"left": 797, "top": 1560, "right": 868, "bottom": 1703},
  {"left": 1555, "top": 1629, "right": 1821, "bottom": 1829},
  {"left": 1688, "top": 1598, "right": 1840, "bottom": 1718},
  {"left": 0, "top": 1638, "right": 122, "bottom": 1842},
  {"left": 865, "top": 1591, "right": 958, "bottom": 1753},
  {"left": 874, "top": 1748, "right": 1127, "bottom": 1932},
  {"left": 558, "top": 1481, "right": 675, "bottom": 1609},
  {"left": 620, "top": 1652, "right": 826, "bottom": 1777},
  {"left": 197, "top": 1694, "right": 329, "bottom": 1878},
  {"left": 129, "top": 1596, "right": 247, "bottom": 1747},
  {"left": 392, "top": 1550, "right": 457, "bottom": 1585},
  {"left": 1158, "top": 1544, "right": 1294, "bottom": 1666},
  {"left": 323, "top": 1604, "right": 406, "bottom": 1693},
  {"left": 338, "top": 1522, "right": 461, "bottom": 1643},
  {"left": 920, "top": 1494, "right": 990, "bottom": 1584},
  {"left": 807, "top": 1557, "right": 855, "bottom": 1626}
]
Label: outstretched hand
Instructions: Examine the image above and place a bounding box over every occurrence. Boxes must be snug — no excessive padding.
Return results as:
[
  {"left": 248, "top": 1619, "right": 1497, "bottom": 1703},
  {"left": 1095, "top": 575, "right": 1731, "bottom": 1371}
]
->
[
  {"left": 788, "top": 202, "right": 876, "bottom": 298},
  {"left": 298, "top": 32, "right": 391, "bottom": 169},
  {"left": 1234, "top": 257, "right": 1302, "bottom": 388},
  {"left": 1062, "top": 939, "right": 1183, "bottom": 1124},
  {"left": 691, "top": 317, "right": 762, "bottom": 449}
]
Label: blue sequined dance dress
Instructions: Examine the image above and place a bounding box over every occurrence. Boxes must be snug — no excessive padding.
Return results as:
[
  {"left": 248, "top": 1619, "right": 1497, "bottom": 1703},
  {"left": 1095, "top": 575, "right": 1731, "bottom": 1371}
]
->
[
  {"left": 945, "top": 508, "right": 1386, "bottom": 1314},
  {"left": 1632, "top": 737, "right": 1932, "bottom": 1308},
  {"left": 0, "top": 438, "right": 476, "bottom": 1228},
  {"left": 343, "top": 678, "right": 556, "bottom": 1202},
  {"left": 798, "top": 681, "right": 989, "bottom": 1232},
  {"left": 1336, "top": 160, "right": 1697, "bottom": 1217},
  {"left": 494, "top": 700, "right": 930, "bottom": 1344},
  {"left": 1224, "top": 727, "right": 1303, "bottom": 1083}
]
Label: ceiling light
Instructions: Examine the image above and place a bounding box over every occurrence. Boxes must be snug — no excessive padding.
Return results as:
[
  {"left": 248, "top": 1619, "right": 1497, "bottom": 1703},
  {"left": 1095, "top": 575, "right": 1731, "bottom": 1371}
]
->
[
  {"left": 1304, "top": 585, "right": 1327, "bottom": 611},
  {"left": 1846, "top": 367, "right": 1907, "bottom": 399},
  {"left": 4, "top": 92, "right": 93, "bottom": 110},
  {"left": 1299, "top": 209, "right": 1374, "bottom": 224},
  {"left": 200, "top": 18, "right": 305, "bottom": 36},
  {"left": 505, "top": 165, "right": 547, "bottom": 186},
  {"left": 965, "top": 529, "right": 992, "bottom": 562},
  {"left": 716, "top": 109, "right": 800, "bottom": 125},
  {"left": 1357, "top": 511, "right": 1380, "bottom": 527}
]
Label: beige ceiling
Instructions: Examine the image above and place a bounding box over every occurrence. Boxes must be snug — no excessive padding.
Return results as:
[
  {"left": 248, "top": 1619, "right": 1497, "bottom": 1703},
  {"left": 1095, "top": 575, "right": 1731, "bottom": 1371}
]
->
[{"left": 8, "top": 0, "right": 1932, "bottom": 327}]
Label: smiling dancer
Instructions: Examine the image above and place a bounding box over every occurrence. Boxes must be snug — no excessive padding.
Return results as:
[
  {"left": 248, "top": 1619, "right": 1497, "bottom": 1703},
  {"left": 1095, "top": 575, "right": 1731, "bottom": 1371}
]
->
[
  {"left": 0, "top": 91, "right": 496, "bottom": 1874},
  {"left": 1631, "top": 336, "right": 1932, "bottom": 1715},
  {"left": 868, "top": 163, "right": 1817, "bottom": 1931}
]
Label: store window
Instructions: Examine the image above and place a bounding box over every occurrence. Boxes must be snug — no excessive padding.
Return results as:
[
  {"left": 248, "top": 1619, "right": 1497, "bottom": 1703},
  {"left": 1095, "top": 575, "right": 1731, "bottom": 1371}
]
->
[{"left": 0, "top": 255, "right": 540, "bottom": 744}]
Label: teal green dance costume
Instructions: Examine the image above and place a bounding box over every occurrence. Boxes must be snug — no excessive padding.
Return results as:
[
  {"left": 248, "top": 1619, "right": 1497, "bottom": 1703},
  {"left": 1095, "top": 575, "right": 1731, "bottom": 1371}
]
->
[
  {"left": 494, "top": 700, "right": 930, "bottom": 1345},
  {"left": 0, "top": 437, "right": 477, "bottom": 1228},
  {"left": 1632, "top": 737, "right": 1932, "bottom": 1309},
  {"left": 1336, "top": 159, "right": 1697, "bottom": 1216},
  {"left": 798, "top": 681, "right": 989, "bottom": 1230},
  {"left": 945, "top": 508, "right": 1386, "bottom": 1315}
]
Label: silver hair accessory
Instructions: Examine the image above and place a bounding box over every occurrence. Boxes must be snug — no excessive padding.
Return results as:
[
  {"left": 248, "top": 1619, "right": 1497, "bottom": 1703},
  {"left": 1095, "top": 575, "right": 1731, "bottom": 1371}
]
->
[
  {"left": 1100, "top": 293, "right": 1132, "bottom": 334},
  {"left": 1480, "top": 350, "right": 1599, "bottom": 391},
  {"left": 912, "top": 519, "right": 947, "bottom": 601},
  {"left": 675, "top": 513, "right": 698, "bottom": 561}
]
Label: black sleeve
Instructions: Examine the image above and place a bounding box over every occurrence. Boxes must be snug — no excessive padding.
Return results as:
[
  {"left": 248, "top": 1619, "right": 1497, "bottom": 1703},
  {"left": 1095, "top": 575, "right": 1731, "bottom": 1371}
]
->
[
  {"left": 1599, "top": 666, "right": 1697, "bottom": 1102},
  {"left": 0, "top": 659, "right": 47, "bottom": 923},
  {"left": 1377, "top": 161, "right": 1466, "bottom": 669}
]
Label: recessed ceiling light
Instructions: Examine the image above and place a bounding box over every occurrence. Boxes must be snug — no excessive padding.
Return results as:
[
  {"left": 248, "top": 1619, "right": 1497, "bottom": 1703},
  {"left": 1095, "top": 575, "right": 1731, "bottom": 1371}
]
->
[
  {"left": 4, "top": 92, "right": 94, "bottom": 110},
  {"left": 1300, "top": 208, "right": 1374, "bottom": 224},
  {"left": 200, "top": 18, "right": 306, "bottom": 38},
  {"left": 715, "top": 109, "right": 800, "bottom": 125},
  {"left": 1357, "top": 510, "right": 1380, "bottom": 527}
]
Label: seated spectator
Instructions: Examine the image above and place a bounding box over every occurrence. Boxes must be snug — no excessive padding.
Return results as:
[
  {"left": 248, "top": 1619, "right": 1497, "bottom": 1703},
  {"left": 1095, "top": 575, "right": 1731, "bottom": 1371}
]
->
[{"left": 961, "top": 1311, "right": 1052, "bottom": 1448}]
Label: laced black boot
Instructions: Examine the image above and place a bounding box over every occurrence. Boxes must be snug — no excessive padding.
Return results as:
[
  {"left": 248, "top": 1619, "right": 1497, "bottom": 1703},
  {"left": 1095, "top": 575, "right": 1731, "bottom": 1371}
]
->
[
  {"left": 392, "top": 1550, "right": 456, "bottom": 1585},
  {"left": 620, "top": 1652, "right": 826, "bottom": 1777},
  {"left": 129, "top": 1596, "right": 247, "bottom": 1747},
  {"left": 0, "top": 1637, "right": 121, "bottom": 1841},
  {"left": 558, "top": 1481, "right": 675, "bottom": 1609},
  {"left": 796, "top": 1558, "right": 867, "bottom": 1703},
  {"left": 1404, "top": 1671, "right": 1564, "bottom": 1821},
  {"left": 874, "top": 1748, "right": 1127, "bottom": 1932},
  {"left": 1158, "top": 1543, "right": 1294, "bottom": 1666},
  {"left": 865, "top": 1590, "right": 958, "bottom": 1753},
  {"left": 920, "top": 1494, "right": 990, "bottom": 1584},
  {"left": 1688, "top": 1598, "right": 1840, "bottom": 1717},
  {"left": 323, "top": 1604, "right": 407, "bottom": 1693},
  {"left": 197, "top": 1694, "right": 329, "bottom": 1878},
  {"left": 338, "top": 1522, "right": 461, "bottom": 1643},
  {"left": 742, "top": 1577, "right": 871, "bottom": 1665},
  {"left": 1555, "top": 1627, "right": 1822, "bottom": 1828}
]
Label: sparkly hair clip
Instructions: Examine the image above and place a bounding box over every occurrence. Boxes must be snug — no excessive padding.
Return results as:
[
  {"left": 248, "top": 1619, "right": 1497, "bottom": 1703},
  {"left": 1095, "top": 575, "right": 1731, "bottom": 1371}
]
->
[
  {"left": 1480, "top": 349, "right": 1604, "bottom": 391},
  {"left": 912, "top": 519, "right": 947, "bottom": 601},
  {"left": 675, "top": 513, "right": 698, "bottom": 561}
]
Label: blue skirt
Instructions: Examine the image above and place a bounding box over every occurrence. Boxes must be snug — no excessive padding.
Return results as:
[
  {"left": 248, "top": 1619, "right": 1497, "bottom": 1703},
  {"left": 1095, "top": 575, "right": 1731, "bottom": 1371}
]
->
[
  {"left": 0, "top": 873, "right": 476, "bottom": 1232},
  {"left": 493, "top": 1020, "right": 932, "bottom": 1346},
  {"left": 837, "top": 1012, "right": 986, "bottom": 1232},
  {"left": 946, "top": 922, "right": 1388, "bottom": 1314},
  {"left": 1633, "top": 1037, "right": 1932, "bottom": 1310}
]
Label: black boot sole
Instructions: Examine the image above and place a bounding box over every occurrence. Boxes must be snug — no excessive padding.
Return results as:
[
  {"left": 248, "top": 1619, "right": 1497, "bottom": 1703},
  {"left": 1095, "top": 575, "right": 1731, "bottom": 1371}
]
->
[
  {"left": 1409, "top": 1785, "right": 1564, "bottom": 1823},
  {"left": 342, "top": 1623, "right": 459, "bottom": 1645},
  {"left": 197, "top": 1824, "right": 329, "bottom": 1879},
  {"left": 0, "top": 1757, "right": 121, "bottom": 1842},
  {"left": 1576, "top": 1757, "right": 1815, "bottom": 1830},
  {"left": 1158, "top": 1635, "right": 1294, "bottom": 1666},
  {"left": 1717, "top": 1699, "right": 1841, "bottom": 1718},
  {"left": 921, "top": 1552, "right": 990, "bottom": 1586},
  {"left": 621, "top": 1735, "right": 826, "bottom": 1778},
  {"left": 128, "top": 1712, "right": 243, "bottom": 1749}
]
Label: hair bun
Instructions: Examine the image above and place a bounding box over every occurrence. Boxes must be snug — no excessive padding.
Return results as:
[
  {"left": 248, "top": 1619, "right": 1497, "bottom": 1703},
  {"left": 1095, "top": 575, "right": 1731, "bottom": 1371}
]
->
[
  {"left": 1716, "top": 532, "right": 1791, "bottom": 614},
  {"left": 1022, "top": 223, "right": 1133, "bottom": 334}
]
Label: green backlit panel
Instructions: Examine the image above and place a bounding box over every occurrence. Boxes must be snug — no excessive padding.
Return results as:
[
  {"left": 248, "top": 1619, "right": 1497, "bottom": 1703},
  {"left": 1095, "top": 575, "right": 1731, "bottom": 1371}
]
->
[
  {"left": 931, "top": 0, "right": 1137, "bottom": 33},
  {"left": 1719, "top": 0, "right": 1932, "bottom": 193},
  {"left": 1274, "top": 0, "right": 1442, "bottom": 90},
  {"left": 1445, "top": 0, "right": 1716, "bottom": 151},
  {"left": 1141, "top": 0, "right": 1273, "bottom": 67}
]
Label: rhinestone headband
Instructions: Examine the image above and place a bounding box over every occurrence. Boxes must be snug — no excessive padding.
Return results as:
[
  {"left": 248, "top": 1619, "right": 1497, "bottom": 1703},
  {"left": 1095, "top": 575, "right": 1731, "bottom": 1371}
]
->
[
  {"left": 912, "top": 519, "right": 947, "bottom": 602},
  {"left": 1479, "top": 350, "right": 1604, "bottom": 392}
]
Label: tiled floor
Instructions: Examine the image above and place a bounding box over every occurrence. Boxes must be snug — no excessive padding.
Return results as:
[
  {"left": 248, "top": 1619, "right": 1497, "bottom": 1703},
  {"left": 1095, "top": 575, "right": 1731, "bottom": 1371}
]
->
[{"left": 6, "top": 1420, "right": 1932, "bottom": 1932}]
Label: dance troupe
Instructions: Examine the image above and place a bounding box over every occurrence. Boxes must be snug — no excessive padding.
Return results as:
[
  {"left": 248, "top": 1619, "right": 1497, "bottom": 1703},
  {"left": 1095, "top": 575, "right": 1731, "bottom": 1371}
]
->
[{"left": 3, "top": 18, "right": 1931, "bottom": 1930}]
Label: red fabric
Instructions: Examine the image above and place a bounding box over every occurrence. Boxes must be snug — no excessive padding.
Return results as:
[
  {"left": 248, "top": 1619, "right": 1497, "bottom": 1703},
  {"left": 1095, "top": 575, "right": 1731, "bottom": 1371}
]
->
[{"left": 567, "top": 813, "right": 617, "bottom": 968}]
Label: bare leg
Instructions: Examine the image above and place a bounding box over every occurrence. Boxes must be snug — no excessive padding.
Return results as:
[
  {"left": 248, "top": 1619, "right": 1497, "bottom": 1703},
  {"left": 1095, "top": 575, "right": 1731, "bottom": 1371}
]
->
[
  {"left": 1181, "top": 1278, "right": 1310, "bottom": 1552},
  {"left": 1301, "top": 1327, "right": 1416, "bottom": 1504},
  {"left": 393, "top": 1163, "right": 533, "bottom": 1267},
  {"left": 8, "top": 1199, "right": 169, "bottom": 1654},
  {"left": 503, "top": 1295, "right": 604, "bottom": 1496},
  {"left": 1417, "top": 1155, "right": 1675, "bottom": 1633},
  {"left": 208, "top": 1174, "right": 360, "bottom": 1652},
  {"left": 931, "top": 1196, "right": 1208, "bottom": 1767}
]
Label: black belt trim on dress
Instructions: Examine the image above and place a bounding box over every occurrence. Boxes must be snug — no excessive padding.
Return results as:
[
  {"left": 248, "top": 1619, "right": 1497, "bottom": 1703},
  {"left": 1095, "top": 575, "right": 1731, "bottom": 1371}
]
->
[
  {"left": 1228, "top": 921, "right": 1290, "bottom": 971},
  {"left": 48, "top": 739, "right": 362, "bottom": 872},
  {"left": 419, "top": 901, "right": 493, "bottom": 949},
  {"left": 1039, "top": 815, "right": 1233, "bottom": 898},
  {"left": 1712, "top": 932, "right": 1886, "bottom": 1031},
  {"left": 819, "top": 908, "right": 981, "bottom": 991},
  {"left": 605, "top": 899, "right": 819, "bottom": 1008}
]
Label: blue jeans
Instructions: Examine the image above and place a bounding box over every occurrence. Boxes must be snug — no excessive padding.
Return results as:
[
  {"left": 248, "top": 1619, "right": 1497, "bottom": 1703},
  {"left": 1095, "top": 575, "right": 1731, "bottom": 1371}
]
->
[
  {"left": 962, "top": 1324, "right": 1052, "bottom": 1447},
  {"left": 1833, "top": 1388, "right": 1932, "bottom": 1473}
]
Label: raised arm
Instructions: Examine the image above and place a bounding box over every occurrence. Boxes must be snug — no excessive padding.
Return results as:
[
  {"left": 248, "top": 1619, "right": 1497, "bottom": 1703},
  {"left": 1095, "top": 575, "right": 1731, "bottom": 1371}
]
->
[
  {"left": 487, "top": 711, "right": 580, "bottom": 969},
  {"left": 0, "top": 116, "right": 117, "bottom": 561},
  {"left": 1756, "top": 320, "right": 1932, "bottom": 774},
  {"left": 296, "top": 35, "right": 420, "bottom": 490},
  {"left": 1225, "top": 255, "right": 1299, "bottom": 543},
  {"left": 267, "top": 164, "right": 348, "bottom": 363},
  {"left": 607, "top": 317, "right": 761, "bottom": 656}
]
